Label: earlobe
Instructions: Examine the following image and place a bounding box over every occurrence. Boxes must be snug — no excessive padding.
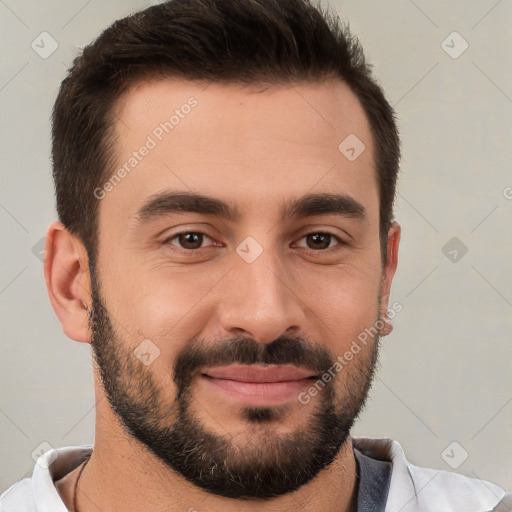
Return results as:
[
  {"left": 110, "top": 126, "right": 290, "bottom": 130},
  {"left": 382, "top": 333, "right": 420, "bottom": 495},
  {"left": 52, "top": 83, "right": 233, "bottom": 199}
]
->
[
  {"left": 379, "top": 221, "right": 401, "bottom": 336},
  {"left": 43, "top": 221, "right": 92, "bottom": 344}
]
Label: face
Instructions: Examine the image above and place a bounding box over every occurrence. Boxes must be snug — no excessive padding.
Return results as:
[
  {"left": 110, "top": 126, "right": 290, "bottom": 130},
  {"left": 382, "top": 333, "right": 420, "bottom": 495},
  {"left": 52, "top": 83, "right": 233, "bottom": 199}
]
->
[{"left": 88, "top": 78, "right": 396, "bottom": 499}]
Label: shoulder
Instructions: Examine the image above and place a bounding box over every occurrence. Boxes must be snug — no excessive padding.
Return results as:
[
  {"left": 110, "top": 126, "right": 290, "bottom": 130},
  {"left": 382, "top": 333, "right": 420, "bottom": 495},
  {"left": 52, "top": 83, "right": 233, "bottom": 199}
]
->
[
  {"left": 0, "top": 444, "right": 93, "bottom": 512},
  {"left": 352, "top": 436, "right": 507, "bottom": 512},
  {"left": 1, "top": 478, "right": 35, "bottom": 511}
]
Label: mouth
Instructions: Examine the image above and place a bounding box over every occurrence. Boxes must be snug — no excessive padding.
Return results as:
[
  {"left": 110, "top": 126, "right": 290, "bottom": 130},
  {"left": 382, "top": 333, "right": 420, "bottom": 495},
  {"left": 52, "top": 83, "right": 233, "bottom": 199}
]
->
[{"left": 199, "top": 364, "right": 319, "bottom": 405}]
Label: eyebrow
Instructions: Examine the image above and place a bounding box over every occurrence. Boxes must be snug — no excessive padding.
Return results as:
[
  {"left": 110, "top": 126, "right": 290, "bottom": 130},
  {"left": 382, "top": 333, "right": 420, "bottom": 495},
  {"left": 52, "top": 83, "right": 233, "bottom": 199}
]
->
[{"left": 134, "top": 191, "right": 367, "bottom": 224}]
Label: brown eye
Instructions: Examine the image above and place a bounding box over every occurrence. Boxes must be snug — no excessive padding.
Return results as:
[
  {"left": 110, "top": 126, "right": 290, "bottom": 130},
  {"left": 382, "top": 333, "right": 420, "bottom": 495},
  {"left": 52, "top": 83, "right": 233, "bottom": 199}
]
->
[
  {"left": 306, "top": 233, "right": 331, "bottom": 250},
  {"left": 295, "top": 232, "right": 344, "bottom": 251},
  {"left": 178, "top": 232, "right": 203, "bottom": 249},
  {"left": 165, "top": 232, "right": 213, "bottom": 251}
]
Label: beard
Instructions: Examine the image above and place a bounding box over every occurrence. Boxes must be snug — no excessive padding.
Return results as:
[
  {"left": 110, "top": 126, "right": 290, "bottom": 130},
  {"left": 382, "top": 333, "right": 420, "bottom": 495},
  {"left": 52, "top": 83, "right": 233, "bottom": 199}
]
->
[{"left": 87, "top": 262, "right": 381, "bottom": 500}]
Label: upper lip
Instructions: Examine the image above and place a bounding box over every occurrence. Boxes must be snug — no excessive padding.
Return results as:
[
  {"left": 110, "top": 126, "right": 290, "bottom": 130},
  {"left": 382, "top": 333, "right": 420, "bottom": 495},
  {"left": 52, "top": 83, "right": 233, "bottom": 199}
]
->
[{"left": 202, "top": 364, "right": 317, "bottom": 383}]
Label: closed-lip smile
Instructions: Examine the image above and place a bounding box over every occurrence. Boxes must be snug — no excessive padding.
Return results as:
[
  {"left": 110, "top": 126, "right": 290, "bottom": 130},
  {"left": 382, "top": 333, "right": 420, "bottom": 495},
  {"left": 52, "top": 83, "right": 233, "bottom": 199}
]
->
[{"left": 200, "top": 364, "right": 318, "bottom": 404}]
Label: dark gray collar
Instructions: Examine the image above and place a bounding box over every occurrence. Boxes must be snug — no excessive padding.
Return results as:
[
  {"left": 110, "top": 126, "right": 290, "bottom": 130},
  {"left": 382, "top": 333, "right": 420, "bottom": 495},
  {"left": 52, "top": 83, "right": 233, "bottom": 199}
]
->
[{"left": 353, "top": 446, "right": 392, "bottom": 512}]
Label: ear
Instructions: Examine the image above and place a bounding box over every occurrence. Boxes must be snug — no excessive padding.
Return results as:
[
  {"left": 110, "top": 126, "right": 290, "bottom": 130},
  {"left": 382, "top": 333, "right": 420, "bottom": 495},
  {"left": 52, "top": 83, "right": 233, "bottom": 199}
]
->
[
  {"left": 43, "top": 221, "right": 92, "bottom": 344},
  {"left": 378, "top": 221, "right": 401, "bottom": 336}
]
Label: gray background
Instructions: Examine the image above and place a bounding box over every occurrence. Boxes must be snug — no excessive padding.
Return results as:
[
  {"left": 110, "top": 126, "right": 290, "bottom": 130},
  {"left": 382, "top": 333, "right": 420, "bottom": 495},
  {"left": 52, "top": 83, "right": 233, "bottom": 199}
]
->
[{"left": 1, "top": 0, "right": 511, "bottom": 494}]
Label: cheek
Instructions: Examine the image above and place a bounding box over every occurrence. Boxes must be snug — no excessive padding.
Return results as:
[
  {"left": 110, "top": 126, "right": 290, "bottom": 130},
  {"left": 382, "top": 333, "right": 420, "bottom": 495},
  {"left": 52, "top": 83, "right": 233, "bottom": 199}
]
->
[
  {"left": 293, "top": 263, "right": 381, "bottom": 338},
  {"left": 99, "top": 262, "right": 225, "bottom": 364},
  {"left": 99, "top": 235, "right": 382, "bottom": 360}
]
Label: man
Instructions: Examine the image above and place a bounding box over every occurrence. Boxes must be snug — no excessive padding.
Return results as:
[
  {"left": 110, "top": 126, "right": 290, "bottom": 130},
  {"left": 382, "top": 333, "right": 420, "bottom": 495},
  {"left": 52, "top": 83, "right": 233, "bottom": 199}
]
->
[{"left": 1, "top": 0, "right": 509, "bottom": 511}]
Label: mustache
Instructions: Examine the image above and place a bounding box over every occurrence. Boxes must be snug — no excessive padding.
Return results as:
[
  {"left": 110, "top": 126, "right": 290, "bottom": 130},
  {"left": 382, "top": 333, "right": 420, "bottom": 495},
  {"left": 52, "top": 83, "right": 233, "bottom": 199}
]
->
[{"left": 173, "top": 335, "right": 335, "bottom": 389}]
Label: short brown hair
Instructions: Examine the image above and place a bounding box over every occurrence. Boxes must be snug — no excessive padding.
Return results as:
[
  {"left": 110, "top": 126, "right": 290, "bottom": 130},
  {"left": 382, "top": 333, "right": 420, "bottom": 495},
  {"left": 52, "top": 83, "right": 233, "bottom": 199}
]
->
[{"left": 52, "top": 0, "right": 400, "bottom": 266}]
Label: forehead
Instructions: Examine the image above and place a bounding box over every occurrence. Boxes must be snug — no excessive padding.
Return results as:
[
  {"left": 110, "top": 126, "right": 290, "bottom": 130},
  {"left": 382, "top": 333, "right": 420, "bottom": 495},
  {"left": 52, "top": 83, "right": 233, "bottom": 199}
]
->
[{"left": 100, "top": 78, "right": 377, "bottom": 225}]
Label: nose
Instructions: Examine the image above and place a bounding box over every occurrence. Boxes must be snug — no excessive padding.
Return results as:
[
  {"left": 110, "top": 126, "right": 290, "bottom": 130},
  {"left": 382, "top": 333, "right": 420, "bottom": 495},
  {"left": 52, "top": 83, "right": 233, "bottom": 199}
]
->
[{"left": 217, "top": 247, "right": 306, "bottom": 344}]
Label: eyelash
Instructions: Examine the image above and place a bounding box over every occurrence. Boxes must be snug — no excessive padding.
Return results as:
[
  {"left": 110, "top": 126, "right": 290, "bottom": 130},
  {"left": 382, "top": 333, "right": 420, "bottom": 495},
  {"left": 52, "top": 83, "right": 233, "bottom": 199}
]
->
[{"left": 163, "top": 230, "right": 346, "bottom": 255}]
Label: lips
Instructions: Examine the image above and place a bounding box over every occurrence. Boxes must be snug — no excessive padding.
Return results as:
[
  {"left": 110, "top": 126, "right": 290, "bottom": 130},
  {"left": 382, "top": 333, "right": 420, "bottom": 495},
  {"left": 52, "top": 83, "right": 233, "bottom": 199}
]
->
[
  {"left": 199, "top": 364, "right": 318, "bottom": 404},
  {"left": 202, "top": 364, "right": 317, "bottom": 382}
]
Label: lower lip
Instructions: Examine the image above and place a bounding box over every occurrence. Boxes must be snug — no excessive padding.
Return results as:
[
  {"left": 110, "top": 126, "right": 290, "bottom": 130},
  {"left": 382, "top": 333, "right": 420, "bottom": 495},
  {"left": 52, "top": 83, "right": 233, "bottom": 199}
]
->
[{"left": 200, "top": 375, "right": 314, "bottom": 405}]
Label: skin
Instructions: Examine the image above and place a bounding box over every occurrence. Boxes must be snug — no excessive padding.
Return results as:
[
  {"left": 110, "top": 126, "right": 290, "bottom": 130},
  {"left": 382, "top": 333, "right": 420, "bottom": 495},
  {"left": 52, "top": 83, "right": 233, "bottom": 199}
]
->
[{"left": 44, "top": 78, "right": 400, "bottom": 512}]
